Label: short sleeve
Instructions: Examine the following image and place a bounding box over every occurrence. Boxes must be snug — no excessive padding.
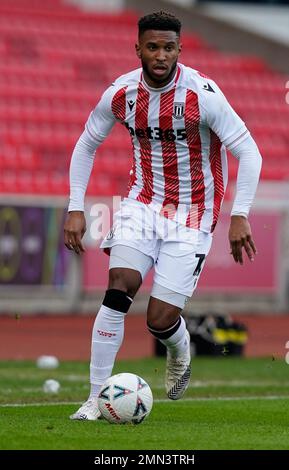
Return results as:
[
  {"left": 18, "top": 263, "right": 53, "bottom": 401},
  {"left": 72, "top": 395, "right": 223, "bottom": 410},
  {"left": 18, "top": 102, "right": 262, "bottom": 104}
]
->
[{"left": 201, "top": 80, "right": 249, "bottom": 150}]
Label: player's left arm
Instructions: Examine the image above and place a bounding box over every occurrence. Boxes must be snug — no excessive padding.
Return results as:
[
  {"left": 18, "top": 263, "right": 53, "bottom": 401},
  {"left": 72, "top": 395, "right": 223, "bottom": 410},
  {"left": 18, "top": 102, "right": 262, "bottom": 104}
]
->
[
  {"left": 228, "top": 134, "right": 262, "bottom": 265},
  {"left": 201, "top": 80, "right": 262, "bottom": 264}
]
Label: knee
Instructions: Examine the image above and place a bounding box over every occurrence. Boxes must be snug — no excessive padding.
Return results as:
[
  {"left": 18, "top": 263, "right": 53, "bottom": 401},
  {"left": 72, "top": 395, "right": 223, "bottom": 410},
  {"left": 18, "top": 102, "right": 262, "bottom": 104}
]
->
[
  {"left": 147, "top": 315, "right": 165, "bottom": 332},
  {"left": 147, "top": 313, "right": 179, "bottom": 335},
  {"left": 108, "top": 268, "right": 141, "bottom": 299},
  {"left": 147, "top": 300, "right": 181, "bottom": 331}
]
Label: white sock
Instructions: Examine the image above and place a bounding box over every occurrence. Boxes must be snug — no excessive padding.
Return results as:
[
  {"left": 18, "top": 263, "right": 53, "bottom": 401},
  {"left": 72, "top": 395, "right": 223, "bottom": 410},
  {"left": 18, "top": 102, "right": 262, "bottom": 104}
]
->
[
  {"left": 89, "top": 304, "right": 126, "bottom": 399},
  {"left": 89, "top": 384, "right": 101, "bottom": 400},
  {"left": 159, "top": 317, "right": 188, "bottom": 358}
]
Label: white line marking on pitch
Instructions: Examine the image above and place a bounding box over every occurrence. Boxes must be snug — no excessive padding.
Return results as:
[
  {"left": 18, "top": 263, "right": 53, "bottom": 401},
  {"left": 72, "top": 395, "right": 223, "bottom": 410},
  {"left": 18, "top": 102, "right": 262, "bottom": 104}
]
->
[{"left": 1, "top": 395, "right": 289, "bottom": 408}]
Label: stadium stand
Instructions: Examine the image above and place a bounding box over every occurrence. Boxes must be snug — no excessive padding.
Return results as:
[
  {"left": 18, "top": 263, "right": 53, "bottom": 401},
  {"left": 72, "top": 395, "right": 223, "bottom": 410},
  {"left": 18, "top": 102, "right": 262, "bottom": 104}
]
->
[{"left": 0, "top": 0, "right": 289, "bottom": 197}]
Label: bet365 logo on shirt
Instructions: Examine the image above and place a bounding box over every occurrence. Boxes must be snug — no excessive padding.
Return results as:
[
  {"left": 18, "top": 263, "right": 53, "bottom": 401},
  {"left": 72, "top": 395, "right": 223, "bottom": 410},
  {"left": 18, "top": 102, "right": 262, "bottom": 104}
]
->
[{"left": 125, "top": 122, "right": 187, "bottom": 141}]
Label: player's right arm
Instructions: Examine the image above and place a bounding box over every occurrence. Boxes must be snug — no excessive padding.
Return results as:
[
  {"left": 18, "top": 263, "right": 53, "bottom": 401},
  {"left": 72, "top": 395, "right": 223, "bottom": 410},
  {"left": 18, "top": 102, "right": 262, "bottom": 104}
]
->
[{"left": 64, "top": 85, "right": 117, "bottom": 254}]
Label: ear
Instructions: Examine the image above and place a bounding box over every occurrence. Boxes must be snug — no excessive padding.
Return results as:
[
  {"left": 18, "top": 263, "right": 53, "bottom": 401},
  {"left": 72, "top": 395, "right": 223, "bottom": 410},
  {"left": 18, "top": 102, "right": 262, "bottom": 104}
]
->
[
  {"left": 135, "top": 43, "right": 141, "bottom": 59},
  {"left": 178, "top": 43, "right": 182, "bottom": 54}
]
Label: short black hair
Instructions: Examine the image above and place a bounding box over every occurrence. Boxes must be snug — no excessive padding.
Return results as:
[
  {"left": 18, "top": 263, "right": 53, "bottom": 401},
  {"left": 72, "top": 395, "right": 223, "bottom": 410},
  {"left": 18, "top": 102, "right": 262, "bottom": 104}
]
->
[{"left": 138, "top": 11, "right": 181, "bottom": 38}]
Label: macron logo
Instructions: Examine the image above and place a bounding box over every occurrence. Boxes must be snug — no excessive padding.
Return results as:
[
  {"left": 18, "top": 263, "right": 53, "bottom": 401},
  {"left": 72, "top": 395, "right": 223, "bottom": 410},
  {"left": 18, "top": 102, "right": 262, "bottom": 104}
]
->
[
  {"left": 127, "top": 100, "right": 135, "bottom": 111},
  {"left": 97, "top": 329, "right": 116, "bottom": 338},
  {"left": 203, "top": 83, "right": 215, "bottom": 93}
]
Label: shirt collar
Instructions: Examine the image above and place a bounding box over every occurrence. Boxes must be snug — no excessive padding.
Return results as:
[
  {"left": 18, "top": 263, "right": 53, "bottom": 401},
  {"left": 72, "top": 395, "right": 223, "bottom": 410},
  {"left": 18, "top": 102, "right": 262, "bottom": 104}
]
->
[{"left": 141, "top": 64, "right": 181, "bottom": 92}]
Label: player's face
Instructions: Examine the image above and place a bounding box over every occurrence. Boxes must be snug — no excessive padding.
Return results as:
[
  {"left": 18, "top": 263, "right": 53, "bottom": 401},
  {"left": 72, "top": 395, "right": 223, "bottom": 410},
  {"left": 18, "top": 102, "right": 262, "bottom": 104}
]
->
[{"left": 136, "top": 30, "right": 182, "bottom": 88}]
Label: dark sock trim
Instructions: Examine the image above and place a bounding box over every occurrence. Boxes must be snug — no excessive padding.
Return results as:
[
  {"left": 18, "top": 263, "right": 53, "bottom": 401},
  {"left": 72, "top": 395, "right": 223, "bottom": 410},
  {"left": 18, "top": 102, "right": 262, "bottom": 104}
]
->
[
  {"left": 147, "top": 317, "right": 181, "bottom": 340},
  {"left": 103, "top": 289, "right": 132, "bottom": 313}
]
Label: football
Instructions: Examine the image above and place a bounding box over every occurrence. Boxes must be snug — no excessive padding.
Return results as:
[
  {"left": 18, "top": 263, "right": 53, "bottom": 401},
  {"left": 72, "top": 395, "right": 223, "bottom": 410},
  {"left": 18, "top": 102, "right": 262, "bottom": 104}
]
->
[{"left": 97, "top": 373, "right": 153, "bottom": 424}]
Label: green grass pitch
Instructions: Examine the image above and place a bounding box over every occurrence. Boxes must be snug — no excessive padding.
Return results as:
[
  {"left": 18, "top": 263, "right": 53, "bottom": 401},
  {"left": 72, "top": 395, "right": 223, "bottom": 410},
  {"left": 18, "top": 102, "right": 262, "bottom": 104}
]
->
[{"left": 0, "top": 357, "right": 289, "bottom": 450}]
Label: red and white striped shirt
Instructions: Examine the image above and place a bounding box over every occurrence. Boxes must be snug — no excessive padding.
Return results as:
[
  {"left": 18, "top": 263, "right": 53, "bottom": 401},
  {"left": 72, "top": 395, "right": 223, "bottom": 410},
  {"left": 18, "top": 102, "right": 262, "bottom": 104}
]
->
[{"left": 73, "top": 64, "right": 251, "bottom": 233}]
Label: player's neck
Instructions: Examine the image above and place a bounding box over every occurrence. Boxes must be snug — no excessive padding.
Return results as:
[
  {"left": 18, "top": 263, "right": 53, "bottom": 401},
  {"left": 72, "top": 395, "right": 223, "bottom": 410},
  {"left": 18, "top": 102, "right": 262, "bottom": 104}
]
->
[{"left": 142, "top": 66, "right": 178, "bottom": 90}]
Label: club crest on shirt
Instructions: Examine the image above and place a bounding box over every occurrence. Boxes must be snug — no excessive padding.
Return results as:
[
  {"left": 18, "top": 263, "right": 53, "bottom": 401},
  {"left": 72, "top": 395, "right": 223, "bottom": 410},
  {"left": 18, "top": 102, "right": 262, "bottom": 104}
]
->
[{"left": 173, "top": 102, "right": 185, "bottom": 120}]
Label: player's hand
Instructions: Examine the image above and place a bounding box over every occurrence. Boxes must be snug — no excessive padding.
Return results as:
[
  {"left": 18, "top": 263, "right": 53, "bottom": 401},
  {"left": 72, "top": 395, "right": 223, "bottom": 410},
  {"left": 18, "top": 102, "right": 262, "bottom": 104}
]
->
[
  {"left": 228, "top": 215, "right": 257, "bottom": 265},
  {"left": 64, "top": 211, "right": 86, "bottom": 255}
]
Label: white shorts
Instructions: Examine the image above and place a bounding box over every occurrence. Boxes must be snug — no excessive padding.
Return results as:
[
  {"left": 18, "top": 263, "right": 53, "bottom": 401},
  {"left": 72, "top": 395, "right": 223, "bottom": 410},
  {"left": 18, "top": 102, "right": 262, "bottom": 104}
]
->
[{"left": 100, "top": 198, "right": 212, "bottom": 298}]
